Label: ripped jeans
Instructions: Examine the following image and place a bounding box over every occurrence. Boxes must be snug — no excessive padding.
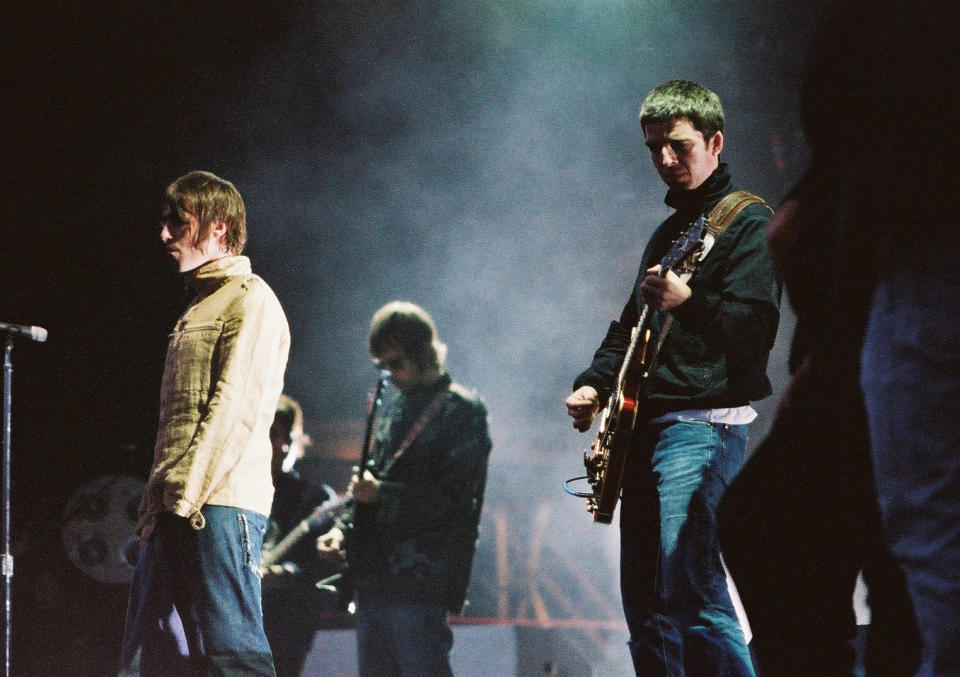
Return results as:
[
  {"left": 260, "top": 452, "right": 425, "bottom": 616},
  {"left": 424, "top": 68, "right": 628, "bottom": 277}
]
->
[{"left": 121, "top": 506, "right": 276, "bottom": 677}]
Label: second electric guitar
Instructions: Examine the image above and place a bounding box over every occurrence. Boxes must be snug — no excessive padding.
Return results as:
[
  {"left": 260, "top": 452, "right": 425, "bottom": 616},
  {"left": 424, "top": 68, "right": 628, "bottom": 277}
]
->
[{"left": 583, "top": 217, "right": 708, "bottom": 523}]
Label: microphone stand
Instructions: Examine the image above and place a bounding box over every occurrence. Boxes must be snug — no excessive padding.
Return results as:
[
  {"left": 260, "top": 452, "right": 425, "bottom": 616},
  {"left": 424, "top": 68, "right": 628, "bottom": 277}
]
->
[
  {"left": 2, "top": 336, "right": 15, "bottom": 677},
  {"left": 1, "top": 325, "right": 45, "bottom": 677}
]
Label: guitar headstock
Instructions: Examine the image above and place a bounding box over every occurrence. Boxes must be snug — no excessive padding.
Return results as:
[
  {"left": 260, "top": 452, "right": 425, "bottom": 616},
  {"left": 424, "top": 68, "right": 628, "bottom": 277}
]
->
[{"left": 661, "top": 215, "right": 707, "bottom": 276}]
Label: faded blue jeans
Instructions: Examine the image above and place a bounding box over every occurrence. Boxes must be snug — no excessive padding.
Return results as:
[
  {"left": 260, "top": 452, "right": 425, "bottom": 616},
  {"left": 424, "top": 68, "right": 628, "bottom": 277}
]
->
[
  {"left": 354, "top": 592, "right": 453, "bottom": 677},
  {"left": 862, "top": 267, "right": 960, "bottom": 677},
  {"left": 620, "top": 418, "right": 755, "bottom": 677},
  {"left": 120, "top": 506, "right": 276, "bottom": 677}
]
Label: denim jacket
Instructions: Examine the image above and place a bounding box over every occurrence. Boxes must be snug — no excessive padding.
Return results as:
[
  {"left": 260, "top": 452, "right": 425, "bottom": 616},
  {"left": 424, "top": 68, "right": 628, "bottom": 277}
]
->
[{"left": 138, "top": 256, "right": 290, "bottom": 534}]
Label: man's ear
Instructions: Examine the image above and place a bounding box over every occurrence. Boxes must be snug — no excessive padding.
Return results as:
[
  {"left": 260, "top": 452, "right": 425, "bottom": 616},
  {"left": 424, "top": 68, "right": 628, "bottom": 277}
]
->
[
  {"left": 709, "top": 130, "right": 724, "bottom": 157},
  {"left": 210, "top": 219, "right": 229, "bottom": 249}
]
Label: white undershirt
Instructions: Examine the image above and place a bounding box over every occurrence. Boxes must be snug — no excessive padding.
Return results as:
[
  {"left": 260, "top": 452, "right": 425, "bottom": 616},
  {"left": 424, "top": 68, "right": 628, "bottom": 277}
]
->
[{"left": 648, "top": 405, "right": 757, "bottom": 426}]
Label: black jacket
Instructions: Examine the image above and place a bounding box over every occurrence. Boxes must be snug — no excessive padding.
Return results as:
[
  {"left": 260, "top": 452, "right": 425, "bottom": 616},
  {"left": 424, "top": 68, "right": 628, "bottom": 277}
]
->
[
  {"left": 339, "top": 372, "right": 491, "bottom": 612},
  {"left": 574, "top": 164, "right": 781, "bottom": 417}
]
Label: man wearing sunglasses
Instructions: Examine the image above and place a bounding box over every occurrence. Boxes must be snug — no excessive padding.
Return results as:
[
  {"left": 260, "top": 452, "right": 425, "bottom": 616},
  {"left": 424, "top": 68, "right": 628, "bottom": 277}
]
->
[{"left": 318, "top": 301, "right": 492, "bottom": 677}]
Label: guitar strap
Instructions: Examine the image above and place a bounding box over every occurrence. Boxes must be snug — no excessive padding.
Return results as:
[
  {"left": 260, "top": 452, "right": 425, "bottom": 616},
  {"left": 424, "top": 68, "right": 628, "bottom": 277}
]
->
[
  {"left": 704, "top": 189, "right": 771, "bottom": 239},
  {"left": 646, "top": 190, "right": 772, "bottom": 370},
  {"left": 382, "top": 384, "right": 450, "bottom": 472}
]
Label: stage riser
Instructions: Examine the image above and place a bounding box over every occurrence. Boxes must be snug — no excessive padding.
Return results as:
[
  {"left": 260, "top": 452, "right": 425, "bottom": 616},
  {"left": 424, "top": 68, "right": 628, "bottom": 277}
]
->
[{"left": 299, "top": 625, "right": 592, "bottom": 677}]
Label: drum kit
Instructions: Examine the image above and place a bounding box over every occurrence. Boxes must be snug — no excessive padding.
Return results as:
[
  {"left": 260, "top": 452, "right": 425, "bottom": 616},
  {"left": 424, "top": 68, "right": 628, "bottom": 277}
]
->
[{"left": 60, "top": 474, "right": 144, "bottom": 585}]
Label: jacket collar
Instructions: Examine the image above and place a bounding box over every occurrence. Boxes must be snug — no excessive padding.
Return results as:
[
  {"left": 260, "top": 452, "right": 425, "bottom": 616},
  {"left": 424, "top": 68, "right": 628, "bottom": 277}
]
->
[
  {"left": 186, "top": 255, "right": 251, "bottom": 296},
  {"left": 664, "top": 163, "right": 731, "bottom": 214},
  {"left": 399, "top": 370, "right": 451, "bottom": 411}
]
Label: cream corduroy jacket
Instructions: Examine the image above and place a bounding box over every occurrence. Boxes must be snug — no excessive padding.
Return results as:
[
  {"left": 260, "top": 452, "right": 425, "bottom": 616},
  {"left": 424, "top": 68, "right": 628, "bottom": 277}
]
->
[{"left": 138, "top": 255, "right": 290, "bottom": 534}]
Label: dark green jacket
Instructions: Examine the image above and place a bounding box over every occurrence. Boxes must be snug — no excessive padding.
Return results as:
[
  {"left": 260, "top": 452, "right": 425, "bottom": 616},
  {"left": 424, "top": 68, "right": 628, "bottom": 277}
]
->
[
  {"left": 575, "top": 164, "right": 782, "bottom": 417},
  {"left": 341, "top": 372, "right": 491, "bottom": 612}
]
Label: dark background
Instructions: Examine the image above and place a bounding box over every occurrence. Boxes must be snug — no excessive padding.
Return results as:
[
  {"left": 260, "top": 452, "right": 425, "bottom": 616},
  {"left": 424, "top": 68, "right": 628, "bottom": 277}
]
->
[{"left": 2, "top": 1, "right": 829, "bottom": 674}]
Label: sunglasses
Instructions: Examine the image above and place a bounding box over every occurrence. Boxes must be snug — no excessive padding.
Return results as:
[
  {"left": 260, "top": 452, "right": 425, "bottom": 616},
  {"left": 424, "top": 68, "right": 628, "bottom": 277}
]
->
[{"left": 377, "top": 355, "right": 409, "bottom": 372}]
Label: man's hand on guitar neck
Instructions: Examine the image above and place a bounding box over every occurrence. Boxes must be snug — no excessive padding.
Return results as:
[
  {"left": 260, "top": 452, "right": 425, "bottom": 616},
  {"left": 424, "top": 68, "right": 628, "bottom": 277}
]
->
[
  {"left": 641, "top": 264, "right": 692, "bottom": 311},
  {"left": 566, "top": 385, "right": 600, "bottom": 432},
  {"left": 348, "top": 466, "right": 381, "bottom": 504}
]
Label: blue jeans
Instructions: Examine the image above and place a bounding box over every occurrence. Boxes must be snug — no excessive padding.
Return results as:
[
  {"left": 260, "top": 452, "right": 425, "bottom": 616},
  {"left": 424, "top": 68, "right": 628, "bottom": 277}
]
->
[
  {"left": 121, "top": 506, "right": 276, "bottom": 677},
  {"left": 862, "top": 268, "right": 960, "bottom": 677},
  {"left": 354, "top": 592, "right": 453, "bottom": 677},
  {"left": 620, "top": 419, "right": 755, "bottom": 677}
]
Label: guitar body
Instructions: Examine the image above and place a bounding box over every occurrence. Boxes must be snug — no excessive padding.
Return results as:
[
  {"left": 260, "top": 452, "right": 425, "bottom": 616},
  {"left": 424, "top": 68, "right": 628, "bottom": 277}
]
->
[
  {"left": 585, "top": 327, "right": 649, "bottom": 523},
  {"left": 579, "top": 217, "right": 708, "bottom": 524}
]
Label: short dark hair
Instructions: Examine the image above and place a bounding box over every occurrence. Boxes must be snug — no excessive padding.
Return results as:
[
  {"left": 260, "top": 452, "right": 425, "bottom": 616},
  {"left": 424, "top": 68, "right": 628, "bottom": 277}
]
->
[
  {"left": 639, "top": 80, "right": 724, "bottom": 141},
  {"left": 161, "top": 170, "right": 247, "bottom": 255},
  {"left": 368, "top": 301, "right": 447, "bottom": 370}
]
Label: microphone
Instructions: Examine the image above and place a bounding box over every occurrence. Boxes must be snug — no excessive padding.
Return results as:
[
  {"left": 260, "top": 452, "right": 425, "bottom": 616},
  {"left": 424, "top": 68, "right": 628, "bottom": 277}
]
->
[{"left": 0, "top": 321, "right": 48, "bottom": 342}]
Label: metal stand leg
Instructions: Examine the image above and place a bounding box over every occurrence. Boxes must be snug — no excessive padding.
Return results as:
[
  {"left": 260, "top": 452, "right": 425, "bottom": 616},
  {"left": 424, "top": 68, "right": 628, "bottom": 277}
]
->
[
  {"left": 2, "top": 337, "right": 14, "bottom": 677},
  {"left": 0, "top": 324, "right": 46, "bottom": 677}
]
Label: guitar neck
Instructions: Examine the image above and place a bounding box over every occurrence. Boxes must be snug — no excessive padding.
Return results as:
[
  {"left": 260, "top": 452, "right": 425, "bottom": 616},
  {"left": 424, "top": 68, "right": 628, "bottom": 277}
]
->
[
  {"left": 261, "top": 494, "right": 352, "bottom": 568},
  {"left": 611, "top": 304, "right": 651, "bottom": 396},
  {"left": 611, "top": 216, "right": 706, "bottom": 392}
]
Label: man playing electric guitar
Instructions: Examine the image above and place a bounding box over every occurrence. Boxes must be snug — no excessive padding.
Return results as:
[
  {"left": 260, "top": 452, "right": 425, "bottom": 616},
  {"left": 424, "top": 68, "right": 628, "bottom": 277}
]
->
[
  {"left": 565, "top": 80, "right": 781, "bottom": 677},
  {"left": 317, "top": 301, "right": 491, "bottom": 677}
]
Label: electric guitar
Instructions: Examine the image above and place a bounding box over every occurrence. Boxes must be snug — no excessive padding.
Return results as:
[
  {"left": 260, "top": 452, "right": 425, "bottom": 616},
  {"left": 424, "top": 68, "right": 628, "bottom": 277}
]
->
[
  {"left": 315, "top": 370, "right": 390, "bottom": 609},
  {"left": 577, "top": 217, "right": 708, "bottom": 524},
  {"left": 261, "top": 493, "right": 351, "bottom": 571}
]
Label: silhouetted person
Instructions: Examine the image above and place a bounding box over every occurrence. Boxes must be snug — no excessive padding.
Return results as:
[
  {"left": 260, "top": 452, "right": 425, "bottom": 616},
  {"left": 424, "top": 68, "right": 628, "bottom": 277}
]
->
[
  {"left": 854, "top": 3, "right": 958, "bottom": 675},
  {"left": 718, "top": 3, "right": 946, "bottom": 676}
]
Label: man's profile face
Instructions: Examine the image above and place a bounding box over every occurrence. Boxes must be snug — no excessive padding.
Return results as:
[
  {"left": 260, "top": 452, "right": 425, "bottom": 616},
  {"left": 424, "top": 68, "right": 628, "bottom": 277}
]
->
[
  {"left": 160, "top": 206, "right": 226, "bottom": 272},
  {"left": 644, "top": 117, "right": 722, "bottom": 191}
]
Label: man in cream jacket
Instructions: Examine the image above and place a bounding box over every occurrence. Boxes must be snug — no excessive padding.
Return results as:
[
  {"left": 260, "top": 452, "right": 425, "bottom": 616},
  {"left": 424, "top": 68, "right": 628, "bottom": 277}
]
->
[{"left": 121, "top": 170, "right": 289, "bottom": 677}]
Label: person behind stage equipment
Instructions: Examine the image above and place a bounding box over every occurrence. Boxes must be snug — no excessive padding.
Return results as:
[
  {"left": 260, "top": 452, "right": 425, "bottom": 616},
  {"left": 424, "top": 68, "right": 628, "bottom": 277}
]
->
[{"left": 262, "top": 394, "right": 341, "bottom": 677}]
